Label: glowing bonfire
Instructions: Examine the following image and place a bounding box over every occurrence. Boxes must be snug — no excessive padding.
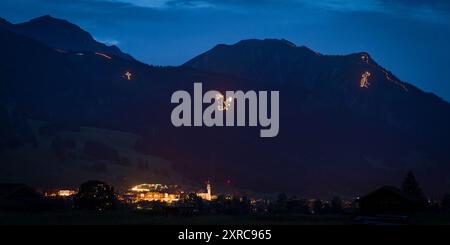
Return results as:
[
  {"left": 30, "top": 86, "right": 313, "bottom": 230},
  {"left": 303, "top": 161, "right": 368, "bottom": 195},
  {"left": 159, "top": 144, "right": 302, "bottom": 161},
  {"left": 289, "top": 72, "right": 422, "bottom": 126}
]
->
[
  {"left": 124, "top": 71, "right": 132, "bottom": 80},
  {"left": 216, "top": 93, "right": 233, "bottom": 111},
  {"left": 360, "top": 71, "right": 371, "bottom": 88}
]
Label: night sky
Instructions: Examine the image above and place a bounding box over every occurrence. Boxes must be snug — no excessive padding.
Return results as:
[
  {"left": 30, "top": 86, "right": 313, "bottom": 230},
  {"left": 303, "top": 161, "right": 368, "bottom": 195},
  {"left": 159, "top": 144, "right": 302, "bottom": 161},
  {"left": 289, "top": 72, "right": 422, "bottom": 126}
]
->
[{"left": 1, "top": 0, "right": 449, "bottom": 101}]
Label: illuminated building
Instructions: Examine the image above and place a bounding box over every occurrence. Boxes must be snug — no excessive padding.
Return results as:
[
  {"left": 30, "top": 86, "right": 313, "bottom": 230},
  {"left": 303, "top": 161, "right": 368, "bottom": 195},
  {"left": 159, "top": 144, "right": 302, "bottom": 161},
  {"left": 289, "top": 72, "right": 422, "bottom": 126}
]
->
[
  {"left": 197, "top": 181, "right": 217, "bottom": 201},
  {"left": 129, "top": 183, "right": 180, "bottom": 203},
  {"left": 360, "top": 71, "right": 371, "bottom": 88},
  {"left": 136, "top": 192, "right": 179, "bottom": 203},
  {"left": 44, "top": 189, "right": 77, "bottom": 197},
  {"left": 131, "top": 183, "right": 168, "bottom": 192},
  {"left": 57, "top": 189, "right": 76, "bottom": 197}
]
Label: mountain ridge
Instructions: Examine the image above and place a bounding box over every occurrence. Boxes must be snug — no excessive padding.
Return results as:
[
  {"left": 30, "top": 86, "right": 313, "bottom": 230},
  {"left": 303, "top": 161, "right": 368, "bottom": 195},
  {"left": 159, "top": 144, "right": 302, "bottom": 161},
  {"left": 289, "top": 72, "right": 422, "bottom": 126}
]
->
[
  {"left": 1, "top": 16, "right": 450, "bottom": 197},
  {"left": 0, "top": 15, "right": 135, "bottom": 61}
]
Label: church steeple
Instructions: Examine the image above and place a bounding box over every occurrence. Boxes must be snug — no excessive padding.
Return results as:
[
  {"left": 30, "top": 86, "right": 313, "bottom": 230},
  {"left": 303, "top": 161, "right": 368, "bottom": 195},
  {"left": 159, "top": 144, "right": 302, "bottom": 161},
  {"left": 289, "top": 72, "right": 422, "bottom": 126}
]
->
[{"left": 207, "top": 181, "right": 212, "bottom": 196}]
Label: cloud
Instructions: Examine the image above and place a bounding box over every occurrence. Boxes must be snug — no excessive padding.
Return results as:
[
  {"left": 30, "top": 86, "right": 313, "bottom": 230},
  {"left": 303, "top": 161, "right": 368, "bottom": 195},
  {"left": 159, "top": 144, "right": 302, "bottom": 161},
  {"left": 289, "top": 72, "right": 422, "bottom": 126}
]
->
[
  {"left": 166, "top": 0, "right": 214, "bottom": 8},
  {"left": 380, "top": 0, "right": 450, "bottom": 23},
  {"left": 101, "top": 0, "right": 213, "bottom": 9},
  {"left": 301, "top": 0, "right": 383, "bottom": 12},
  {"left": 275, "top": 0, "right": 450, "bottom": 23},
  {"left": 98, "top": 0, "right": 449, "bottom": 23},
  {"left": 94, "top": 37, "right": 120, "bottom": 46},
  {"left": 103, "top": 0, "right": 170, "bottom": 8}
]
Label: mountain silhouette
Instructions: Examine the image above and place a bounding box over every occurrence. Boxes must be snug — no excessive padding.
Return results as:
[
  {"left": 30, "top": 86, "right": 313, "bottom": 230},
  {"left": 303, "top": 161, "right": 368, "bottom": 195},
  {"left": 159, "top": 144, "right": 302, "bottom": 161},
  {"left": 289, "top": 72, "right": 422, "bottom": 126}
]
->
[
  {"left": 1, "top": 17, "right": 450, "bottom": 197},
  {"left": 185, "top": 38, "right": 450, "bottom": 148},
  {"left": 3, "top": 15, "right": 134, "bottom": 61},
  {"left": 182, "top": 39, "right": 450, "bottom": 196}
]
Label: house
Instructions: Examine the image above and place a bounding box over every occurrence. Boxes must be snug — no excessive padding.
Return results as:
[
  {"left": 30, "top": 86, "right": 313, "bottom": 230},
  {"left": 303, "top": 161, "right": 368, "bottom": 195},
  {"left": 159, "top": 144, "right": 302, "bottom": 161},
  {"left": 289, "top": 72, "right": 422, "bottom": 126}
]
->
[{"left": 358, "top": 185, "right": 419, "bottom": 216}]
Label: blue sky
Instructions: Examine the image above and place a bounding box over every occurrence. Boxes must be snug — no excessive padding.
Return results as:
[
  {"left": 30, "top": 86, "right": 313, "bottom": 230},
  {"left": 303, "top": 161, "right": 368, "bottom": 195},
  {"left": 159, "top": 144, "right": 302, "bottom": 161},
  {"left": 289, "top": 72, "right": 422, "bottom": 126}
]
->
[{"left": 1, "top": 0, "right": 450, "bottom": 101}]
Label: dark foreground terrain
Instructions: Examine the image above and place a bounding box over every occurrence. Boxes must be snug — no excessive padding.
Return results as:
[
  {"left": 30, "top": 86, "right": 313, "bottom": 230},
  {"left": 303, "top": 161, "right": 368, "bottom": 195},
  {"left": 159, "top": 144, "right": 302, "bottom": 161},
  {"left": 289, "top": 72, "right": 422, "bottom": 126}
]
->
[{"left": 1, "top": 211, "right": 449, "bottom": 225}]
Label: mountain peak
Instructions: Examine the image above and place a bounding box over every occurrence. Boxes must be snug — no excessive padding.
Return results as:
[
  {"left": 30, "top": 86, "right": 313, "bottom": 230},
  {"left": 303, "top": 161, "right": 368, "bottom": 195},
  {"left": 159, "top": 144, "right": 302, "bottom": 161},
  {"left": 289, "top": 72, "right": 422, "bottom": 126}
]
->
[
  {"left": 220, "top": 38, "right": 320, "bottom": 54},
  {"left": 26, "top": 15, "right": 81, "bottom": 29},
  {"left": 21, "top": 15, "right": 91, "bottom": 37},
  {"left": 31, "top": 14, "right": 56, "bottom": 21},
  {"left": 10, "top": 15, "right": 135, "bottom": 61},
  {"left": 205, "top": 38, "right": 321, "bottom": 59},
  {"left": 184, "top": 38, "right": 321, "bottom": 78},
  {"left": 234, "top": 38, "right": 297, "bottom": 47}
]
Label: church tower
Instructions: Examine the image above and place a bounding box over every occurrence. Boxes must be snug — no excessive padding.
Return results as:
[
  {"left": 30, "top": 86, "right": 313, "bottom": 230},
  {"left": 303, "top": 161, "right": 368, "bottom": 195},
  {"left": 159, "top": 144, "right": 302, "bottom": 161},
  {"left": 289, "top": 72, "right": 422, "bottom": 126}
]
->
[{"left": 207, "top": 181, "right": 212, "bottom": 196}]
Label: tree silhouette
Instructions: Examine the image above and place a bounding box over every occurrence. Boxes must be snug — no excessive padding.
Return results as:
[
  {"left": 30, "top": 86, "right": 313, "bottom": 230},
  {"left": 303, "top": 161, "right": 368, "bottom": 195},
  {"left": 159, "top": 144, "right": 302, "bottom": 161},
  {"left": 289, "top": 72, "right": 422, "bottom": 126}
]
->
[
  {"left": 312, "top": 199, "right": 322, "bottom": 214},
  {"left": 402, "top": 171, "right": 427, "bottom": 206},
  {"left": 74, "top": 180, "right": 115, "bottom": 211},
  {"left": 286, "top": 196, "right": 309, "bottom": 214},
  {"left": 277, "top": 193, "right": 288, "bottom": 206},
  {"left": 442, "top": 194, "right": 450, "bottom": 212},
  {"left": 331, "top": 196, "right": 343, "bottom": 213},
  {"left": 185, "top": 193, "right": 204, "bottom": 212},
  {"left": 276, "top": 193, "right": 288, "bottom": 213}
]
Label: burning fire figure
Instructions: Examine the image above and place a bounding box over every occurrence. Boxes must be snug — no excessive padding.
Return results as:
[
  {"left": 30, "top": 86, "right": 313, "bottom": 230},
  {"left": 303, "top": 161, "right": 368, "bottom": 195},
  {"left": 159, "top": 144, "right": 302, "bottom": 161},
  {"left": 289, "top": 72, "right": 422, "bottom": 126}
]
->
[
  {"left": 360, "top": 71, "right": 371, "bottom": 88},
  {"left": 124, "top": 71, "right": 132, "bottom": 80},
  {"left": 216, "top": 93, "right": 233, "bottom": 111},
  {"left": 95, "top": 52, "right": 112, "bottom": 60},
  {"left": 361, "top": 54, "right": 369, "bottom": 63}
]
